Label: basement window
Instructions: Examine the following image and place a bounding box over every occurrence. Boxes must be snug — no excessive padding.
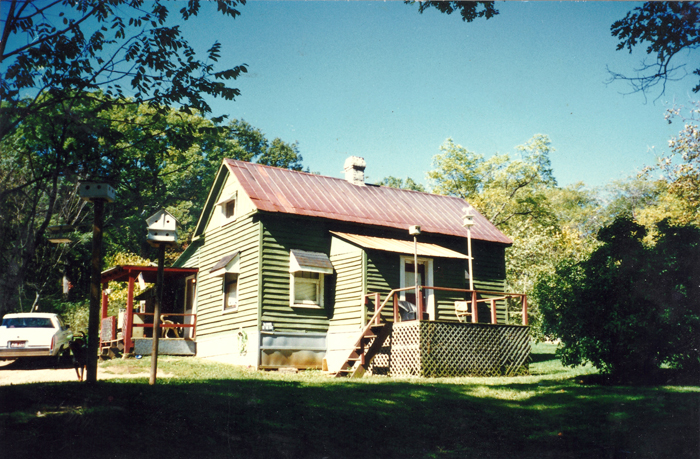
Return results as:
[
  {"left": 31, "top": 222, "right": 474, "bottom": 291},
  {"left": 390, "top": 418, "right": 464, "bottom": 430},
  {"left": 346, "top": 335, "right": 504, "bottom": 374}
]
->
[{"left": 289, "top": 249, "right": 333, "bottom": 309}]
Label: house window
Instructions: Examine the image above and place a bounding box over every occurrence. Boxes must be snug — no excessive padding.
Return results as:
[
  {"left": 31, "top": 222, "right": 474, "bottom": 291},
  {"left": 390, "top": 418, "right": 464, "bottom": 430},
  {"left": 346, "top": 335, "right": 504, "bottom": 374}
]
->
[
  {"left": 288, "top": 249, "right": 333, "bottom": 308},
  {"left": 216, "top": 192, "right": 237, "bottom": 226},
  {"left": 292, "top": 271, "right": 322, "bottom": 306},
  {"left": 210, "top": 251, "right": 241, "bottom": 313},
  {"left": 224, "top": 200, "right": 236, "bottom": 220},
  {"left": 223, "top": 273, "right": 238, "bottom": 311}
]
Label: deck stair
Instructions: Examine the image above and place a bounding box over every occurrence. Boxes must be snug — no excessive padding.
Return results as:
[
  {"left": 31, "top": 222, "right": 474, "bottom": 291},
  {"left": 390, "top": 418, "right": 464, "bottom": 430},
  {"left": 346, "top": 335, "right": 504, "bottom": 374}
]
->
[{"left": 334, "top": 292, "right": 394, "bottom": 378}]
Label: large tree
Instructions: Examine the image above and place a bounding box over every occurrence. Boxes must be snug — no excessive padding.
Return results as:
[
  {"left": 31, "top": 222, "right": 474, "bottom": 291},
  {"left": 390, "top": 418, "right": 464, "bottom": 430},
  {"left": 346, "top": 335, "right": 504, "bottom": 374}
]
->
[
  {"left": 0, "top": 93, "right": 303, "bottom": 316},
  {"left": 427, "top": 135, "right": 595, "bottom": 333}
]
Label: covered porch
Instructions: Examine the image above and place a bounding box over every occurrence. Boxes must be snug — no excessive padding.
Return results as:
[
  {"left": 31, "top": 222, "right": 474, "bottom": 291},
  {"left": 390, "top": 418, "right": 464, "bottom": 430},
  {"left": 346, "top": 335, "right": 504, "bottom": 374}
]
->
[{"left": 99, "top": 265, "right": 199, "bottom": 357}]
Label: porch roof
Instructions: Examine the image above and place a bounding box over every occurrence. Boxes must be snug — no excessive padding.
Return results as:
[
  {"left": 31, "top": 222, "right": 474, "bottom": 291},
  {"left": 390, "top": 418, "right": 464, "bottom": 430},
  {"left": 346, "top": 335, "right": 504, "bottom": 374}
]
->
[
  {"left": 101, "top": 265, "right": 198, "bottom": 284},
  {"left": 330, "top": 232, "right": 470, "bottom": 259}
]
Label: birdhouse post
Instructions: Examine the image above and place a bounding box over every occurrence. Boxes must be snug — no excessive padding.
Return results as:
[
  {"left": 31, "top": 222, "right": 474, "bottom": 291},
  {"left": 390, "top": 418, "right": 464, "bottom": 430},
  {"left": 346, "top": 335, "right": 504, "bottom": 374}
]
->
[
  {"left": 145, "top": 209, "right": 178, "bottom": 385},
  {"left": 78, "top": 180, "right": 116, "bottom": 384}
]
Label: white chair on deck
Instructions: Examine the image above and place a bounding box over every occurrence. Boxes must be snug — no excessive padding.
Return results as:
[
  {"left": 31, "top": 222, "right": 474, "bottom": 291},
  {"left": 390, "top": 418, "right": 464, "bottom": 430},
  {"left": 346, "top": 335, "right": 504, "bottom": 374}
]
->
[{"left": 455, "top": 301, "right": 472, "bottom": 322}]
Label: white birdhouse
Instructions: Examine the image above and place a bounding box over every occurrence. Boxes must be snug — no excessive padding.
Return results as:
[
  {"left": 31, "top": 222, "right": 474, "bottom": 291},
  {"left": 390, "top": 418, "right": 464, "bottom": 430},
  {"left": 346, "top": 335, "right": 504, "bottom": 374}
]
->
[
  {"left": 462, "top": 206, "right": 475, "bottom": 229},
  {"left": 78, "top": 181, "right": 116, "bottom": 202},
  {"left": 146, "top": 209, "right": 178, "bottom": 247}
]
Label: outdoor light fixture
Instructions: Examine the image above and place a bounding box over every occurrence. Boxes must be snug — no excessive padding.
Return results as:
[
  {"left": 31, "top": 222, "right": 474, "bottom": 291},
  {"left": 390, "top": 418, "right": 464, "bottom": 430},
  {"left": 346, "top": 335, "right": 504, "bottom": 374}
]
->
[
  {"left": 462, "top": 206, "right": 475, "bottom": 292},
  {"left": 409, "top": 225, "right": 421, "bottom": 320}
]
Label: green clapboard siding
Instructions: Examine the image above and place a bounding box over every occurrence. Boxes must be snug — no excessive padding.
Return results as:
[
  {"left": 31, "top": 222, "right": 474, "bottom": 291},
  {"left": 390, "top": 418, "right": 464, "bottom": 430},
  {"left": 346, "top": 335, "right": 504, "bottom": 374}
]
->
[
  {"left": 366, "top": 251, "right": 400, "bottom": 322},
  {"left": 472, "top": 241, "right": 508, "bottom": 323},
  {"left": 260, "top": 216, "right": 331, "bottom": 333},
  {"left": 195, "top": 214, "right": 260, "bottom": 337},
  {"left": 329, "top": 251, "right": 364, "bottom": 330}
]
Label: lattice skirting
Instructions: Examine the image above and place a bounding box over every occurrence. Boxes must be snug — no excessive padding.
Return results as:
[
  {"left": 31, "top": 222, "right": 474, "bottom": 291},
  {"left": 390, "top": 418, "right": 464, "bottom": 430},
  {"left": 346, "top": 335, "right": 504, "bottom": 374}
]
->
[{"left": 369, "top": 321, "right": 530, "bottom": 377}]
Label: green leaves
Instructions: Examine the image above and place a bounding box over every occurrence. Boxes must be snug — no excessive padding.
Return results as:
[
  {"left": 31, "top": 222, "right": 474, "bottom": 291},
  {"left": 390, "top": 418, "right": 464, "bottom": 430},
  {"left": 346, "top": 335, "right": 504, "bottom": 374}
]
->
[
  {"left": 535, "top": 216, "right": 700, "bottom": 377},
  {"left": 609, "top": 2, "right": 700, "bottom": 95}
]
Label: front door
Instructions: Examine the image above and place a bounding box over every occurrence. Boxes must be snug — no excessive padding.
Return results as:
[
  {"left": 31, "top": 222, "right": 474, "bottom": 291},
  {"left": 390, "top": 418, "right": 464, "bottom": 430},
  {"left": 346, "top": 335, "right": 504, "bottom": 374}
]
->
[{"left": 400, "top": 257, "right": 434, "bottom": 320}]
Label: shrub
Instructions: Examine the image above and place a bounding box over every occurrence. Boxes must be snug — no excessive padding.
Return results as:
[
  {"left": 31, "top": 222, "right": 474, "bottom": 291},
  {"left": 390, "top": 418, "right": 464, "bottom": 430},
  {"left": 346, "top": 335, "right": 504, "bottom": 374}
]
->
[{"left": 534, "top": 217, "right": 700, "bottom": 378}]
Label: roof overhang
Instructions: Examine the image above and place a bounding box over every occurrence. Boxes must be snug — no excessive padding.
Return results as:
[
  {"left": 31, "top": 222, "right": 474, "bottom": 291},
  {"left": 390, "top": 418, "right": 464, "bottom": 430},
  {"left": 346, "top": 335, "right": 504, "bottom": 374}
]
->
[
  {"left": 210, "top": 251, "right": 241, "bottom": 277},
  {"left": 289, "top": 249, "right": 334, "bottom": 274},
  {"left": 101, "top": 265, "right": 198, "bottom": 284},
  {"left": 330, "top": 232, "right": 470, "bottom": 259}
]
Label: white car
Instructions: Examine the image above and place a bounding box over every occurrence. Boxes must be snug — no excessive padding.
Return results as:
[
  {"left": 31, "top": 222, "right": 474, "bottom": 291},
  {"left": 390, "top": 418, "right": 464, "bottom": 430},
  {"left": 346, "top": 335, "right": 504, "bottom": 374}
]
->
[{"left": 0, "top": 313, "right": 73, "bottom": 361}]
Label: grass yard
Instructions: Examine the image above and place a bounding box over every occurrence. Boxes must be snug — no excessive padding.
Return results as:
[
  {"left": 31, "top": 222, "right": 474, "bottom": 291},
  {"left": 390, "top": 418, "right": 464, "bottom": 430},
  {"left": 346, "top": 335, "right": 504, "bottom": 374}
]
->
[{"left": 1, "top": 343, "right": 698, "bottom": 459}]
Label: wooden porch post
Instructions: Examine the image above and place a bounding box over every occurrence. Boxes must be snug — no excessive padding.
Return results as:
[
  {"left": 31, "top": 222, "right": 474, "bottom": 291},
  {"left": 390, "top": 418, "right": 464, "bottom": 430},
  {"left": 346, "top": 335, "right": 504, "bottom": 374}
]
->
[
  {"left": 101, "top": 282, "right": 109, "bottom": 320},
  {"left": 522, "top": 295, "right": 528, "bottom": 326},
  {"left": 124, "top": 273, "right": 135, "bottom": 353},
  {"left": 471, "top": 290, "right": 478, "bottom": 323},
  {"left": 490, "top": 298, "right": 497, "bottom": 324},
  {"left": 417, "top": 287, "right": 424, "bottom": 321}
]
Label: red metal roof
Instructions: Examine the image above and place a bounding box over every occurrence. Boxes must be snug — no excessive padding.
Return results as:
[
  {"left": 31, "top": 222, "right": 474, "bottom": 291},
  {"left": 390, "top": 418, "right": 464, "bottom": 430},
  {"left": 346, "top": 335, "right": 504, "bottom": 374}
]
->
[{"left": 224, "top": 159, "right": 512, "bottom": 245}]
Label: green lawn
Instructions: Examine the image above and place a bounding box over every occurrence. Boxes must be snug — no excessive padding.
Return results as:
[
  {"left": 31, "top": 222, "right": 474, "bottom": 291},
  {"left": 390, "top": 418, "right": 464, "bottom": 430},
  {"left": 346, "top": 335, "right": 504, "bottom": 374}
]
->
[{"left": 1, "top": 343, "right": 698, "bottom": 459}]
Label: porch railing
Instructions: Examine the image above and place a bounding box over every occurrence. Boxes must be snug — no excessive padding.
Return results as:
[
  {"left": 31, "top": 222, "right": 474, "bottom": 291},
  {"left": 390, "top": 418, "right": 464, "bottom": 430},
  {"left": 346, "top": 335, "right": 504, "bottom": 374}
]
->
[
  {"left": 363, "top": 286, "right": 528, "bottom": 326},
  {"left": 131, "top": 313, "right": 197, "bottom": 338}
]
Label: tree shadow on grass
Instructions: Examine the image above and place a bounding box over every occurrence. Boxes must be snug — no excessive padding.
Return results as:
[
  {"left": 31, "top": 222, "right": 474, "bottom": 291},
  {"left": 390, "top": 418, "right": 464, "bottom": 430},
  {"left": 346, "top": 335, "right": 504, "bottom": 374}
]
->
[{"left": 1, "top": 374, "right": 698, "bottom": 459}]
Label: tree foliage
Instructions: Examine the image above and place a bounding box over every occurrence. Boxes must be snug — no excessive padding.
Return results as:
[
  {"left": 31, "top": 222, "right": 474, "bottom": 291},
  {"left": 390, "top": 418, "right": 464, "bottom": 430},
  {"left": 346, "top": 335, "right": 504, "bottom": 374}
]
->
[
  {"left": 609, "top": 2, "right": 700, "bottom": 97},
  {"left": 0, "top": 93, "right": 303, "bottom": 316},
  {"left": 405, "top": 1, "right": 499, "bottom": 22},
  {"left": 535, "top": 217, "right": 700, "bottom": 378},
  {"left": 428, "top": 135, "right": 556, "bottom": 228},
  {"left": 427, "top": 135, "right": 596, "bottom": 335},
  {"left": 377, "top": 176, "right": 426, "bottom": 192},
  {"left": 0, "top": 0, "right": 248, "bottom": 141}
]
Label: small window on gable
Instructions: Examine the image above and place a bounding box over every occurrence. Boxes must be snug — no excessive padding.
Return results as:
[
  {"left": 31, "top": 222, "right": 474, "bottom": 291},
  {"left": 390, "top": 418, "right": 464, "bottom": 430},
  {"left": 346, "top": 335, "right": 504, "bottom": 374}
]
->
[
  {"left": 289, "top": 250, "right": 333, "bottom": 308},
  {"left": 216, "top": 192, "right": 237, "bottom": 226},
  {"left": 210, "top": 251, "right": 241, "bottom": 313}
]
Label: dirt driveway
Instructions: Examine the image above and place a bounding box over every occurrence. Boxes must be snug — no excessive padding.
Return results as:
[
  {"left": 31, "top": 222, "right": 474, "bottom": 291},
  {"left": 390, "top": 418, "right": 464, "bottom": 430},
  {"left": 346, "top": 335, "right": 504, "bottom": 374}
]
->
[{"left": 0, "top": 358, "right": 166, "bottom": 385}]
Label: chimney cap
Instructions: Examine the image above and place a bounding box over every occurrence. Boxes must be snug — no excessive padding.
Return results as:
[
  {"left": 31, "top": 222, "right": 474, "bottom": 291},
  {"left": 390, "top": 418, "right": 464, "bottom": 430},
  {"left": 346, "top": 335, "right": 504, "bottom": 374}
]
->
[{"left": 343, "top": 156, "right": 366, "bottom": 170}]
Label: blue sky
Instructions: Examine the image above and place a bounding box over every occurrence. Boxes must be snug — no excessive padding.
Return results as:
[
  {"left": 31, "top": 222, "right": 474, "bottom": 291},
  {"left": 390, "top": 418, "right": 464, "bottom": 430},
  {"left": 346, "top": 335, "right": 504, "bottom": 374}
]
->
[{"left": 187, "top": 1, "right": 697, "bottom": 189}]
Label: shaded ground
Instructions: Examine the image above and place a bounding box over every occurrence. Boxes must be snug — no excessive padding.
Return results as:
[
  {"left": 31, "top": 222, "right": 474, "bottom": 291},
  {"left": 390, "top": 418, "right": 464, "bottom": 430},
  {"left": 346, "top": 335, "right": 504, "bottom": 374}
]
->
[
  {"left": 0, "top": 358, "right": 172, "bottom": 385},
  {"left": 0, "top": 345, "right": 698, "bottom": 459}
]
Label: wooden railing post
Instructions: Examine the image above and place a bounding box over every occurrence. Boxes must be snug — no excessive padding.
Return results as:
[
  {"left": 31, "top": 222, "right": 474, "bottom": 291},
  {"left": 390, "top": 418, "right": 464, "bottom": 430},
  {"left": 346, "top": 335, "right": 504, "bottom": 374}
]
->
[
  {"left": 374, "top": 292, "right": 381, "bottom": 325},
  {"left": 471, "top": 290, "right": 478, "bottom": 323},
  {"left": 490, "top": 298, "right": 497, "bottom": 324},
  {"left": 522, "top": 295, "right": 528, "bottom": 326},
  {"left": 417, "top": 286, "right": 424, "bottom": 321},
  {"left": 393, "top": 293, "right": 399, "bottom": 322}
]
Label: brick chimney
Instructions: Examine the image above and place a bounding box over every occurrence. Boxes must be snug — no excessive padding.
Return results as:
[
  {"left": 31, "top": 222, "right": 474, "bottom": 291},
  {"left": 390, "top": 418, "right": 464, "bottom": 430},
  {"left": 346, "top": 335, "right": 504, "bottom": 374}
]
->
[{"left": 344, "top": 156, "right": 366, "bottom": 186}]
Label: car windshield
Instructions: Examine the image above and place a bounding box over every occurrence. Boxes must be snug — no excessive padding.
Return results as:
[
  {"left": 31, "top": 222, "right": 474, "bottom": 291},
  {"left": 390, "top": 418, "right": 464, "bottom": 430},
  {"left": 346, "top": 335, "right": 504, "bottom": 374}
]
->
[{"left": 1, "top": 317, "right": 54, "bottom": 328}]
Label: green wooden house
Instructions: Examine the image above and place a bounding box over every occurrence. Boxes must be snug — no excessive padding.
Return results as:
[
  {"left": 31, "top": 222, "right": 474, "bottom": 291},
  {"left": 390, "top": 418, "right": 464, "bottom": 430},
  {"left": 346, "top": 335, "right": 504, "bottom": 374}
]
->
[{"left": 174, "top": 157, "right": 530, "bottom": 377}]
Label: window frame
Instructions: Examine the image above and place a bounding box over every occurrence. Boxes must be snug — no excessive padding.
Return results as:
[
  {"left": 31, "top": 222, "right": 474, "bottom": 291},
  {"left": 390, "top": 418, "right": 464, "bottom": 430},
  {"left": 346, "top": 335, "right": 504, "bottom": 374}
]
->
[
  {"left": 290, "top": 271, "right": 324, "bottom": 308},
  {"left": 216, "top": 191, "right": 238, "bottom": 227},
  {"left": 223, "top": 272, "right": 239, "bottom": 313}
]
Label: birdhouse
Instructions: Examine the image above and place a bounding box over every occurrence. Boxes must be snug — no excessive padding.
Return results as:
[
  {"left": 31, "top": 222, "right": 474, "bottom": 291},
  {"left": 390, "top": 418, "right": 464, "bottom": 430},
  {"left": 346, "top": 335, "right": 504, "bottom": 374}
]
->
[
  {"left": 462, "top": 206, "right": 475, "bottom": 229},
  {"left": 78, "top": 181, "right": 116, "bottom": 202},
  {"left": 146, "top": 209, "right": 178, "bottom": 247}
]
